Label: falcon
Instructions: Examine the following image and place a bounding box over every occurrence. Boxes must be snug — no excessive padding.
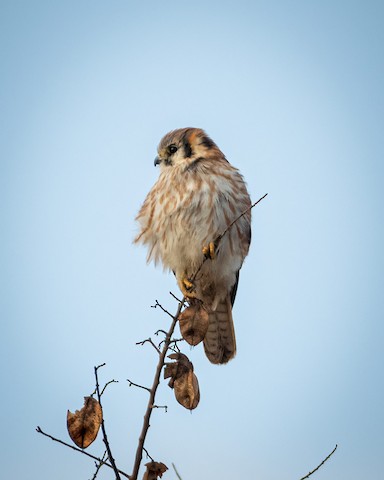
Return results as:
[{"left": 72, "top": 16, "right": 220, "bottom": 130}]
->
[{"left": 134, "top": 128, "right": 251, "bottom": 364}]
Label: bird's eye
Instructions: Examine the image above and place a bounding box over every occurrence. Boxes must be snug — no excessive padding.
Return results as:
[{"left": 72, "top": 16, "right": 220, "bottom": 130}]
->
[{"left": 169, "top": 144, "right": 178, "bottom": 154}]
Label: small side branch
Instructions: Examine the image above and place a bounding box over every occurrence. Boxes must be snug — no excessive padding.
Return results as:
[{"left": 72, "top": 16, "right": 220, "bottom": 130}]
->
[
  {"left": 142, "top": 447, "right": 154, "bottom": 462},
  {"left": 94, "top": 364, "right": 121, "bottom": 480},
  {"left": 36, "top": 427, "right": 130, "bottom": 479},
  {"left": 151, "top": 300, "right": 176, "bottom": 319},
  {"left": 158, "top": 337, "right": 184, "bottom": 351},
  {"left": 90, "top": 450, "right": 108, "bottom": 480},
  {"left": 166, "top": 338, "right": 184, "bottom": 353},
  {"left": 215, "top": 193, "right": 268, "bottom": 244},
  {"left": 100, "top": 379, "right": 119, "bottom": 397},
  {"left": 299, "top": 444, "right": 338, "bottom": 480},
  {"left": 172, "top": 463, "right": 183, "bottom": 480},
  {"left": 169, "top": 292, "right": 185, "bottom": 304},
  {"left": 136, "top": 338, "right": 161, "bottom": 355},
  {"left": 191, "top": 192, "right": 268, "bottom": 282},
  {"left": 127, "top": 379, "right": 151, "bottom": 394},
  {"left": 155, "top": 329, "right": 168, "bottom": 336},
  {"left": 151, "top": 404, "right": 168, "bottom": 412}
]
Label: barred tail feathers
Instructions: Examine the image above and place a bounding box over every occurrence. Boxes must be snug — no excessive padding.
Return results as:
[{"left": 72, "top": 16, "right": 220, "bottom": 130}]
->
[{"left": 203, "top": 296, "right": 236, "bottom": 364}]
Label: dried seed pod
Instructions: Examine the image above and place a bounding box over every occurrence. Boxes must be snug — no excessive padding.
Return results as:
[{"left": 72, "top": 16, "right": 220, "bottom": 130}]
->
[
  {"left": 164, "top": 353, "right": 192, "bottom": 387},
  {"left": 178, "top": 302, "right": 209, "bottom": 346},
  {"left": 142, "top": 461, "right": 168, "bottom": 480},
  {"left": 67, "top": 396, "right": 102, "bottom": 449},
  {"left": 174, "top": 368, "right": 200, "bottom": 410},
  {"left": 164, "top": 353, "right": 200, "bottom": 410}
]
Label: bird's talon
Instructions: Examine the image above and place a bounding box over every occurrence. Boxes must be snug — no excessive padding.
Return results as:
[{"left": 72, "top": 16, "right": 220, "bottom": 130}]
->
[
  {"left": 179, "top": 277, "right": 198, "bottom": 299},
  {"left": 183, "top": 278, "right": 194, "bottom": 290},
  {"left": 203, "top": 241, "right": 216, "bottom": 259}
]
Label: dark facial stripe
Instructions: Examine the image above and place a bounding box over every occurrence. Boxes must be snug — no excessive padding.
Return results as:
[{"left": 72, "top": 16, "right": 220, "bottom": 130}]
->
[
  {"left": 200, "top": 135, "right": 215, "bottom": 149},
  {"left": 183, "top": 139, "right": 193, "bottom": 157}
]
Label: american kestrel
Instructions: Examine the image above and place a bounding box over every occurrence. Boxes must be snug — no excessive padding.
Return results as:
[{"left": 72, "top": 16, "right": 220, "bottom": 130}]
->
[{"left": 134, "top": 128, "right": 251, "bottom": 364}]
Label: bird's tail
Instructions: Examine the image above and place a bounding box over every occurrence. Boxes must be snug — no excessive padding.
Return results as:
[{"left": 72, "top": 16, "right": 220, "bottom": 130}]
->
[{"left": 203, "top": 295, "right": 236, "bottom": 364}]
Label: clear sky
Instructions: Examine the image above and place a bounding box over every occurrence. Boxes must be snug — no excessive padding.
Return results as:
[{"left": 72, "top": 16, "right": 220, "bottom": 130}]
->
[{"left": 1, "top": 1, "right": 383, "bottom": 479}]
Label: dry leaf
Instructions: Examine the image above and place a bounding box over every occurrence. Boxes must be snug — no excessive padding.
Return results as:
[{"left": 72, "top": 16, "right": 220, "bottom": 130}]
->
[
  {"left": 178, "top": 302, "right": 209, "bottom": 346},
  {"left": 67, "top": 396, "right": 102, "bottom": 449},
  {"left": 164, "top": 352, "right": 192, "bottom": 387},
  {"left": 142, "top": 461, "right": 168, "bottom": 480},
  {"left": 164, "top": 353, "right": 200, "bottom": 410}
]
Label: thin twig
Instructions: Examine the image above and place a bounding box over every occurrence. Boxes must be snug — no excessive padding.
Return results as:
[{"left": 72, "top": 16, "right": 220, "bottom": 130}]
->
[
  {"left": 127, "top": 379, "right": 151, "bottom": 393},
  {"left": 130, "top": 298, "right": 184, "bottom": 480},
  {"left": 36, "top": 427, "right": 130, "bottom": 479},
  {"left": 167, "top": 338, "right": 184, "bottom": 353},
  {"left": 94, "top": 364, "right": 121, "bottom": 480},
  {"left": 191, "top": 192, "right": 268, "bottom": 283},
  {"left": 299, "top": 444, "right": 338, "bottom": 480},
  {"left": 154, "top": 329, "right": 167, "bottom": 336},
  {"left": 158, "top": 337, "right": 184, "bottom": 350},
  {"left": 142, "top": 447, "right": 154, "bottom": 462},
  {"left": 216, "top": 193, "right": 268, "bottom": 244},
  {"left": 136, "top": 338, "right": 161, "bottom": 355},
  {"left": 172, "top": 463, "right": 183, "bottom": 480},
  {"left": 168, "top": 344, "right": 181, "bottom": 353},
  {"left": 90, "top": 450, "right": 108, "bottom": 480},
  {"left": 151, "top": 405, "right": 168, "bottom": 412},
  {"left": 100, "top": 379, "right": 119, "bottom": 397},
  {"left": 151, "top": 300, "right": 176, "bottom": 319},
  {"left": 169, "top": 291, "right": 185, "bottom": 304}
]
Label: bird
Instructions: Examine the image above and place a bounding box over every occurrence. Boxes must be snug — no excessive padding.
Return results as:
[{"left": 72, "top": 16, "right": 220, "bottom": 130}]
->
[{"left": 134, "top": 128, "right": 252, "bottom": 364}]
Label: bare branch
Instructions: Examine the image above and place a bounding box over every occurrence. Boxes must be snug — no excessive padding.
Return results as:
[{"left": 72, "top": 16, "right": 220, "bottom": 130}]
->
[
  {"left": 142, "top": 447, "right": 154, "bottom": 462},
  {"left": 151, "top": 300, "right": 176, "bottom": 319},
  {"left": 129, "top": 194, "right": 268, "bottom": 477},
  {"left": 155, "top": 329, "right": 168, "bottom": 336},
  {"left": 36, "top": 427, "right": 130, "bottom": 479},
  {"left": 94, "top": 365, "right": 121, "bottom": 480},
  {"left": 166, "top": 338, "right": 184, "bottom": 353},
  {"left": 191, "top": 192, "right": 268, "bottom": 283},
  {"left": 169, "top": 291, "right": 186, "bottom": 304},
  {"left": 130, "top": 298, "right": 184, "bottom": 480},
  {"left": 215, "top": 193, "right": 268, "bottom": 244},
  {"left": 299, "top": 444, "right": 338, "bottom": 480},
  {"left": 136, "top": 338, "right": 161, "bottom": 355},
  {"left": 172, "top": 463, "right": 183, "bottom": 480},
  {"left": 158, "top": 337, "right": 184, "bottom": 351},
  {"left": 151, "top": 405, "right": 168, "bottom": 412},
  {"left": 127, "top": 379, "right": 151, "bottom": 393},
  {"left": 100, "top": 379, "right": 119, "bottom": 397},
  {"left": 90, "top": 450, "right": 108, "bottom": 480}
]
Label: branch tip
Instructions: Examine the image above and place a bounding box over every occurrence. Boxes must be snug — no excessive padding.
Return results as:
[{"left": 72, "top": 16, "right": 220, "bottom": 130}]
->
[{"left": 299, "top": 444, "right": 338, "bottom": 480}]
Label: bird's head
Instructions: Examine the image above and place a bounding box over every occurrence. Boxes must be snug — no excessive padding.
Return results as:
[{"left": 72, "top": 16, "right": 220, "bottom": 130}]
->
[{"left": 154, "top": 128, "right": 223, "bottom": 170}]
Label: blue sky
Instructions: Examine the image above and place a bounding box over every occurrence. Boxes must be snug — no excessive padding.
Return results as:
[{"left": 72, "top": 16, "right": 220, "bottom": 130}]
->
[{"left": 1, "top": 1, "right": 383, "bottom": 479}]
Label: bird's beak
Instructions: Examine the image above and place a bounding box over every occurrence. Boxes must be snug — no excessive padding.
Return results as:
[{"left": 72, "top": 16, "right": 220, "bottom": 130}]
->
[{"left": 154, "top": 156, "right": 161, "bottom": 166}]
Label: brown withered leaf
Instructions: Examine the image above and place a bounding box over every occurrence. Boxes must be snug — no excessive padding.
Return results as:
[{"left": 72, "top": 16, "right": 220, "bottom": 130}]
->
[
  {"left": 178, "top": 302, "right": 209, "bottom": 346},
  {"left": 174, "top": 368, "right": 200, "bottom": 410},
  {"left": 164, "top": 353, "right": 192, "bottom": 387},
  {"left": 142, "top": 461, "right": 168, "bottom": 480},
  {"left": 67, "top": 396, "right": 102, "bottom": 449},
  {"left": 164, "top": 353, "right": 200, "bottom": 410}
]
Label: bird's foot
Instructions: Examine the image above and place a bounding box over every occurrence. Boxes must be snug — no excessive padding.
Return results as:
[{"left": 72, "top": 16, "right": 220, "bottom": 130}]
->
[
  {"left": 202, "top": 241, "right": 216, "bottom": 260},
  {"left": 179, "top": 277, "right": 198, "bottom": 299}
]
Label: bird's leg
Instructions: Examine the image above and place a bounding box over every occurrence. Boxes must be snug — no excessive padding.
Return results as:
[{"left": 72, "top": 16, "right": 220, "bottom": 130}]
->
[
  {"left": 202, "top": 241, "right": 216, "bottom": 260},
  {"left": 178, "top": 276, "right": 198, "bottom": 299}
]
